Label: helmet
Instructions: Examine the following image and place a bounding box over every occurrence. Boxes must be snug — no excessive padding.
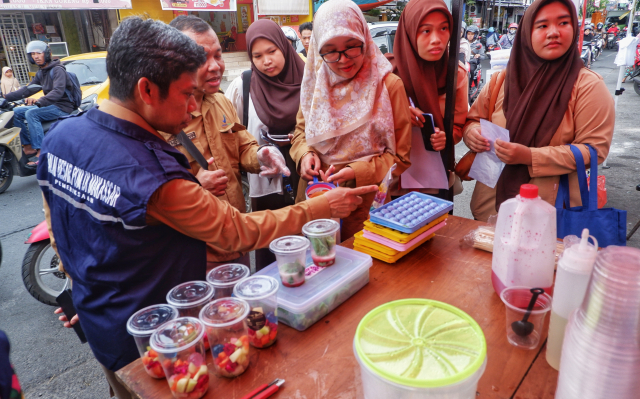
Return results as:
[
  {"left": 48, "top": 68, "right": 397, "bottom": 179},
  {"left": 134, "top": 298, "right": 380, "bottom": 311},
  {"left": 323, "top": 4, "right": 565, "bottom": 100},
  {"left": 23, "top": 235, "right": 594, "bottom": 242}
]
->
[
  {"left": 281, "top": 26, "right": 299, "bottom": 48},
  {"left": 466, "top": 25, "right": 479, "bottom": 41},
  {"left": 26, "top": 40, "right": 51, "bottom": 65},
  {"left": 509, "top": 23, "right": 518, "bottom": 29},
  {"left": 597, "top": 22, "right": 603, "bottom": 29},
  {"left": 488, "top": 27, "right": 494, "bottom": 33}
]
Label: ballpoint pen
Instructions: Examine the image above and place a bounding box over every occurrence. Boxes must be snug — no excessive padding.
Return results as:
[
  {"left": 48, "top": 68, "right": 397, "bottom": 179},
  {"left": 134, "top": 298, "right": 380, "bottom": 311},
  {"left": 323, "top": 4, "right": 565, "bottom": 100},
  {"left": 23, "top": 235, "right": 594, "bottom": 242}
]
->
[
  {"left": 408, "top": 97, "right": 420, "bottom": 122},
  {"left": 240, "top": 378, "right": 285, "bottom": 399}
]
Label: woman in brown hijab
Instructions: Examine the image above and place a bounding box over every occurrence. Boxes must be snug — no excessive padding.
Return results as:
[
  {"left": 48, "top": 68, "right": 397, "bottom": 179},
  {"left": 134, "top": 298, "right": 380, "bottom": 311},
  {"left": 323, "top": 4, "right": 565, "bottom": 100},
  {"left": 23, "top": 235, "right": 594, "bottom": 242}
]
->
[
  {"left": 385, "top": 0, "right": 468, "bottom": 195},
  {"left": 463, "top": 0, "right": 614, "bottom": 221}
]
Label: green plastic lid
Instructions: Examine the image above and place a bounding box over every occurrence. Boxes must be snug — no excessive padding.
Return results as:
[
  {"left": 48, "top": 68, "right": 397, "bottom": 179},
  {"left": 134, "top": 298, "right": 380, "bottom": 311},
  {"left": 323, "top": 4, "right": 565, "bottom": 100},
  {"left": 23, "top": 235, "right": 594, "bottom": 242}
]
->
[{"left": 354, "top": 299, "right": 486, "bottom": 388}]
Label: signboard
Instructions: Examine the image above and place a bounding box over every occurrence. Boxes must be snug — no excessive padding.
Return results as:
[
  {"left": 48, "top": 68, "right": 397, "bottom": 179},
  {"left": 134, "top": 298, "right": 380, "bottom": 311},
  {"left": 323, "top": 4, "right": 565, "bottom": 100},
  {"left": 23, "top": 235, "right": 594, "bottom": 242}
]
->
[
  {"left": 594, "top": 0, "right": 600, "bottom": 7},
  {"left": 160, "top": 0, "right": 236, "bottom": 11},
  {"left": 0, "top": 0, "right": 131, "bottom": 10}
]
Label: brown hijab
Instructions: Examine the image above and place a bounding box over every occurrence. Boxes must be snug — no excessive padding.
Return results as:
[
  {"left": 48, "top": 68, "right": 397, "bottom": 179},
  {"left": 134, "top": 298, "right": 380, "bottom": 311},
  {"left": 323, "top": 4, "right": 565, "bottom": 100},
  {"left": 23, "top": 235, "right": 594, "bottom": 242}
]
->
[
  {"left": 385, "top": 0, "right": 452, "bottom": 131},
  {"left": 496, "top": 0, "right": 583, "bottom": 207},
  {"left": 246, "top": 20, "right": 305, "bottom": 135}
]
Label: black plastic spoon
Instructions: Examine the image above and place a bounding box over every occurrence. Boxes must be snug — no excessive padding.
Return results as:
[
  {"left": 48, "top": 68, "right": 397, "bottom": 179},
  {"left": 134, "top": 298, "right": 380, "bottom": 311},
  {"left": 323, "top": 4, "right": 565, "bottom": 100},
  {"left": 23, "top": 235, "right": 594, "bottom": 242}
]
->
[{"left": 511, "top": 288, "right": 545, "bottom": 337}]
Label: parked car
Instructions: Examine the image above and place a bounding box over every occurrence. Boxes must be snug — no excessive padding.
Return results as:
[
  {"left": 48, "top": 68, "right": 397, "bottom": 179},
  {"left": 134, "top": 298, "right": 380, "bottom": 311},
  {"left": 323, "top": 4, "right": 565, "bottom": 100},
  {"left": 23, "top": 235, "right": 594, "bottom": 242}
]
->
[{"left": 367, "top": 21, "right": 398, "bottom": 54}]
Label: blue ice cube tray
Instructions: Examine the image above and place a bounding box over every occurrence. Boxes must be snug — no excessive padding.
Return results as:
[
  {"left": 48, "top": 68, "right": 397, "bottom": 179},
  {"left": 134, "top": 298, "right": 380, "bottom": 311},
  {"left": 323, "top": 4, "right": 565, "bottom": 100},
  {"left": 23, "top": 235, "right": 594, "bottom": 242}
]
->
[{"left": 369, "top": 193, "right": 453, "bottom": 234}]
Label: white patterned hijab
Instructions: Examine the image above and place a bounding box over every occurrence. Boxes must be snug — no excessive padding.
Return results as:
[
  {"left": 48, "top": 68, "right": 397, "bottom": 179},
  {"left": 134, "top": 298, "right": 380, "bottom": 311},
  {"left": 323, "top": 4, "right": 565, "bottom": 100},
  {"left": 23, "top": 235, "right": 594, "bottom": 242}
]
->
[{"left": 301, "top": 0, "right": 396, "bottom": 165}]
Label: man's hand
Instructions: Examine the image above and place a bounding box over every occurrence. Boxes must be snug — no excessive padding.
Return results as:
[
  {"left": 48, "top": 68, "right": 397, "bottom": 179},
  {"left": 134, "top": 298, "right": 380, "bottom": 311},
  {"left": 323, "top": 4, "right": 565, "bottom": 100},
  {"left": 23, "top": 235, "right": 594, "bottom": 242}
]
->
[
  {"left": 474, "top": 53, "right": 481, "bottom": 59},
  {"left": 495, "top": 140, "right": 532, "bottom": 165},
  {"left": 54, "top": 307, "right": 79, "bottom": 328},
  {"left": 257, "top": 147, "right": 291, "bottom": 178},
  {"left": 430, "top": 128, "right": 446, "bottom": 151},
  {"left": 300, "top": 151, "right": 321, "bottom": 180},
  {"left": 463, "top": 127, "right": 490, "bottom": 153},
  {"left": 320, "top": 165, "right": 355, "bottom": 186},
  {"left": 322, "top": 185, "right": 379, "bottom": 218},
  {"left": 25, "top": 98, "right": 38, "bottom": 106},
  {"left": 196, "top": 157, "right": 228, "bottom": 196},
  {"left": 409, "top": 105, "right": 425, "bottom": 127}
]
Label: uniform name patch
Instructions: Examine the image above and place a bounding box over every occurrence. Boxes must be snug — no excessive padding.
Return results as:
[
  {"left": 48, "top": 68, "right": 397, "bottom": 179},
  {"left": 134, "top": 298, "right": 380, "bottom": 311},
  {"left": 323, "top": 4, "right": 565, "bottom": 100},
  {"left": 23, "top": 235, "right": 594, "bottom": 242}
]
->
[{"left": 167, "top": 131, "right": 196, "bottom": 147}]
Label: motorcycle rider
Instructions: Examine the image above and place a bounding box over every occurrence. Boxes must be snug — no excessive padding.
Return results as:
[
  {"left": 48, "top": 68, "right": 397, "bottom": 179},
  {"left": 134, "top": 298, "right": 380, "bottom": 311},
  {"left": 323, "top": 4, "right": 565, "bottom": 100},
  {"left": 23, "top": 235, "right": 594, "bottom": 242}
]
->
[
  {"left": 498, "top": 23, "right": 518, "bottom": 49},
  {"left": 5, "top": 41, "right": 76, "bottom": 167},
  {"left": 459, "top": 21, "right": 471, "bottom": 64},
  {"left": 486, "top": 26, "right": 500, "bottom": 50}
]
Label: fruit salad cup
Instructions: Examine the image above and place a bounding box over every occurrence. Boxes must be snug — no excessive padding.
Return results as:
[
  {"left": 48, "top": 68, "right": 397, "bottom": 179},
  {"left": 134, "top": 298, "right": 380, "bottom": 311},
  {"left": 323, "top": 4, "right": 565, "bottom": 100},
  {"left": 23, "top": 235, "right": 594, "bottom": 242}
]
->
[
  {"left": 233, "top": 276, "right": 280, "bottom": 348},
  {"left": 206, "top": 264, "right": 250, "bottom": 299},
  {"left": 166, "top": 281, "right": 215, "bottom": 350},
  {"left": 126, "top": 304, "right": 179, "bottom": 379},
  {"left": 150, "top": 317, "right": 209, "bottom": 399},
  {"left": 200, "top": 298, "right": 251, "bottom": 377},
  {"left": 302, "top": 219, "right": 340, "bottom": 267},
  {"left": 269, "top": 236, "right": 310, "bottom": 287}
]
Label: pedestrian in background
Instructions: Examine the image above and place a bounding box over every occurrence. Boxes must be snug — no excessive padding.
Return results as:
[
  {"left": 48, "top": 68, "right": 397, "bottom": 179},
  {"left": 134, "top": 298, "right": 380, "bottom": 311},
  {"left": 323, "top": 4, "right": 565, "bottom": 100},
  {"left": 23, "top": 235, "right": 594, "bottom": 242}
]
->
[
  {"left": 0, "top": 67, "right": 20, "bottom": 97},
  {"left": 463, "top": 0, "right": 614, "bottom": 221},
  {"left": 291, "top": 0, "right": 412, "bottom": 239},
  {"left": 299, "top": 21, "right": 313, "bottom": 59}
]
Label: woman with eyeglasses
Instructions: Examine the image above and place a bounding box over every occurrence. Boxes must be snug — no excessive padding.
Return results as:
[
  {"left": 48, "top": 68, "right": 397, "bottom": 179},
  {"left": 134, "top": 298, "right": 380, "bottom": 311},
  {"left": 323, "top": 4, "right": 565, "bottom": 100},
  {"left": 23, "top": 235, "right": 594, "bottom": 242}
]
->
[{"left": 290, "top": 0, "right": 412, "bottom": 240}]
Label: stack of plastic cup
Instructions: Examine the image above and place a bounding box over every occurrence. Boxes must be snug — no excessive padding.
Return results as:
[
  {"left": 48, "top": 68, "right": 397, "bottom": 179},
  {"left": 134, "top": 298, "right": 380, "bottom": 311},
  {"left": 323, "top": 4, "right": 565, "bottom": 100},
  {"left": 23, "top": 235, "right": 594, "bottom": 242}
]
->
[{"left": 556, "top": 246, "right": 640, "bottom": 399}]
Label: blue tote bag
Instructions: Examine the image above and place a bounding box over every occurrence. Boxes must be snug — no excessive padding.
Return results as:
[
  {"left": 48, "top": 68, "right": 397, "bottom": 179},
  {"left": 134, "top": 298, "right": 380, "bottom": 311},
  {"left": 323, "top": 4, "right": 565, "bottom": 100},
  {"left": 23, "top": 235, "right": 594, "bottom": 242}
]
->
[{"left": 555, "top": 144, "right": 626, "bottom": 247}]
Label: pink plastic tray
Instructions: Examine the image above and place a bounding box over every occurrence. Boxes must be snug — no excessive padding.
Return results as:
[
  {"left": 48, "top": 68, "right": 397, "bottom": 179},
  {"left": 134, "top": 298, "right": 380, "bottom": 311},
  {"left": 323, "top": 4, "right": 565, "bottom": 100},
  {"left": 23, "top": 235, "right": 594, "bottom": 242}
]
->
[{"left": 362, "top": 220, "right": 447, "bottom": 252}]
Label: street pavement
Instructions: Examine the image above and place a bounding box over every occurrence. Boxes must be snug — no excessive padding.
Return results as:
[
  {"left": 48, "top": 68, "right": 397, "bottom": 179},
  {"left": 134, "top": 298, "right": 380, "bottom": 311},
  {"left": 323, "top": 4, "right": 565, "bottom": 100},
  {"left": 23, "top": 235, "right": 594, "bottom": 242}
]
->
[{"left": 0, "top": 47, "right": 638, "bottom": 399}]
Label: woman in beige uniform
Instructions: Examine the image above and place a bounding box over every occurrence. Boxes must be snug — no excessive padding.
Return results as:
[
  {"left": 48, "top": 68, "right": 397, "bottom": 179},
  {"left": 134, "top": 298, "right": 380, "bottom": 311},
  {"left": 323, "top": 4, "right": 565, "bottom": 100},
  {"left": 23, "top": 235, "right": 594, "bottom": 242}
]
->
[{"left": 462, "top": 0, "right": 614, "bottom": 222}]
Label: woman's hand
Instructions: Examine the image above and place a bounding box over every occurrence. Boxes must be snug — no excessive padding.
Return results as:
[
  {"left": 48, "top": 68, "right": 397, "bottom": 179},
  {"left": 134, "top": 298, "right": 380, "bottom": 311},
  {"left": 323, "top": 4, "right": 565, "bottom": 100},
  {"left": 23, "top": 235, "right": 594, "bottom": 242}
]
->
[
  {"left": 409, "top": 106, "right": 425, "bottom": 128},
  {"left": 300, "top": 151, "right": 321, "bottom": 180},
  {"left": 495, "top": 140, "right": 532, "bottom": 165},
  {"left": 463, "top": 127, "right": 490, "bottom": 153},
  {"left": 54, "top": 307, "right": 79, "bottom": 328},
  {"left": 430, "top": 128, "right": 446, "bottom": 151},
  {"left": 320, "top": 165, "right": 355, "bottom": 186}
]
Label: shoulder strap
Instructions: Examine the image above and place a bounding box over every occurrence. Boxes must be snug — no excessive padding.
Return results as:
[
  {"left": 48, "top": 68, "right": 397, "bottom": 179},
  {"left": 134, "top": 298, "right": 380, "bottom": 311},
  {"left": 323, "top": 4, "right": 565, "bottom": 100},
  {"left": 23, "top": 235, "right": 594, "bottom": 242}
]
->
[
  {"left": 555, "top": 144, "right": 598, "bottom": 211},
  {"left": 488, "top": 70, "right": 506, "bottom": 123},
  {"left": 241, "top": 70, "right": 251, "bottom": 127}
]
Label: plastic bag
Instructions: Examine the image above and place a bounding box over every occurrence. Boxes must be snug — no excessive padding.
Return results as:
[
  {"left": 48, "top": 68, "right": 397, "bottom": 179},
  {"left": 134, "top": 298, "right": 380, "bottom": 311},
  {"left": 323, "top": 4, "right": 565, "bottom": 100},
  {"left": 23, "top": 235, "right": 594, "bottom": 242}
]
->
[
  {"left": 587, "top": 173, "right": 607, "bottom": 209},
  {"left": 370, "top": 163, "right": 397, "bottom": 212}
]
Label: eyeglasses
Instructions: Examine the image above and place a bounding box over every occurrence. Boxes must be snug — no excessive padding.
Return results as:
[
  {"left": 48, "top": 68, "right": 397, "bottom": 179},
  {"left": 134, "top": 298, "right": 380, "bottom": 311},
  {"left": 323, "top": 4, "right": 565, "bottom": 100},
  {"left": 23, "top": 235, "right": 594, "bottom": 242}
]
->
[{"left": 319, "top": 46, "right": 364, "bottom": 63}]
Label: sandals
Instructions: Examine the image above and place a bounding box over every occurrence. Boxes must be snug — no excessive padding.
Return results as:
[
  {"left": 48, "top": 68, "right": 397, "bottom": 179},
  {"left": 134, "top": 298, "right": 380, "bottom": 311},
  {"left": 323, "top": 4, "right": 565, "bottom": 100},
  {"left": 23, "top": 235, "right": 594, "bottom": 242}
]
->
[{"left": 26, "top": 156, "right": 38, "bottom": 168}]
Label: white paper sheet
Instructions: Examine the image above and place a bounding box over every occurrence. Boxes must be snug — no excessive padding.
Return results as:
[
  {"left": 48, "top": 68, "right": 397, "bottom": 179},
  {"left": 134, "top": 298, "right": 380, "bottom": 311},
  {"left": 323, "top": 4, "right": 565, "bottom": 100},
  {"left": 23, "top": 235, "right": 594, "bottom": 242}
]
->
[
  {"left": 401, "top": 126, "right": 449, "bottom": 189},
  {"left": 468, "top": 119, "right": 510, "bottom": 189}
]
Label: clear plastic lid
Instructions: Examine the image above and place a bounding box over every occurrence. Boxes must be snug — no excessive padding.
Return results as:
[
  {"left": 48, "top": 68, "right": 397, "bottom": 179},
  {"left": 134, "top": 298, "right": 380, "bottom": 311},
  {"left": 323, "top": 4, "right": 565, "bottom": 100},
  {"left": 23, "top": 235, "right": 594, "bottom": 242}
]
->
[
  {"left": 149, "top": 317, "right": 205, "bottom": 354},
  {"left": 199, "top": 298, "right": 250, "bottom": 328},
  {"left": 233, "top": 275, "right": 279, "bottom": 301},
  {"left": 126, "top": 304, "right": 179, "bottom": 337},
  {"left": 206, "top": 264, "right": 250, "bottom": 288},
  {"left": 302, "top": 219, "right": 340, "bottom": 237},
  {"left": 166, "top": 281, "right": 214, "bottom": 308},
  {"left": 269, "top": 236, "right": 310, "bottom": 255},
  {"left": 355, "top": 299, "right": 486, "bottom": 388}
]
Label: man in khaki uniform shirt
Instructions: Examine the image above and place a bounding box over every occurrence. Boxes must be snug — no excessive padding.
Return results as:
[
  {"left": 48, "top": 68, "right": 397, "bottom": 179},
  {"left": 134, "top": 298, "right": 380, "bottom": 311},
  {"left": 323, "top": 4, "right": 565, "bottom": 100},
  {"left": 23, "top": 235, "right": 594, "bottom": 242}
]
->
[{"left": 165, "top": 16, "right": 290, "bottom": 266}]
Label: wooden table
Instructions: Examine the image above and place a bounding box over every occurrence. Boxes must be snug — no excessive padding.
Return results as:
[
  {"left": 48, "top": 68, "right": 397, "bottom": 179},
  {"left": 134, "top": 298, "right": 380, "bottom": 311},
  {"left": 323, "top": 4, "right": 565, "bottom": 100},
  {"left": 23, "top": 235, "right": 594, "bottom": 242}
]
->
[{"left": 117, "top": 216, "right": 559, "bottom": 398}]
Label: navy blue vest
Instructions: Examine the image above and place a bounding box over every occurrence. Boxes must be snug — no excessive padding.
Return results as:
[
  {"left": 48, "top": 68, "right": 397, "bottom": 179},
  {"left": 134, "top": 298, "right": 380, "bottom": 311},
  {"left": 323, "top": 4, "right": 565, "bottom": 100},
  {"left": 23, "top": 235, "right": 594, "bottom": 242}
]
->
[{"left": 37, "top": 108, "right": 206, "bottom": 371}]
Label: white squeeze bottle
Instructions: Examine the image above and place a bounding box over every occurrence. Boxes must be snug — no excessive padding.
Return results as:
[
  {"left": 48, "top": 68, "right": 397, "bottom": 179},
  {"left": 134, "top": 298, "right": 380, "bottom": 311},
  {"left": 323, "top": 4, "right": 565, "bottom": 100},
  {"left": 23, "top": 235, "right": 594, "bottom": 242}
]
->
[
  {"left": 491, "top": 184, "right": 557, "bottom": 295},
  {"left": 546, "top": 229, "right": 598, "bottom": 370}
]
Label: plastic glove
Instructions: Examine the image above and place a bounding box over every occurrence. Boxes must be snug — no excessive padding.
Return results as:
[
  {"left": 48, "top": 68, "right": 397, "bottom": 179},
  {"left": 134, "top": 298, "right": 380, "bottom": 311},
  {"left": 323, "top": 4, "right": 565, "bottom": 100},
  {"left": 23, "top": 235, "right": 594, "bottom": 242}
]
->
[{"left": 257, "top": 146, "right": 291, "bottom": 178}]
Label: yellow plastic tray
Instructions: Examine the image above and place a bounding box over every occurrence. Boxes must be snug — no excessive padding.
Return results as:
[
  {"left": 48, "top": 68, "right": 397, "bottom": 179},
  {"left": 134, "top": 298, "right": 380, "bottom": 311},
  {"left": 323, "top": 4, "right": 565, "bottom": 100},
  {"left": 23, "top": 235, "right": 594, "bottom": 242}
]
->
[
  {"left": 363, "top": 214, "right": 448, "bottom": 244},
  {"left": 353, "top": 231, "right": 436, "bottom": 263}
]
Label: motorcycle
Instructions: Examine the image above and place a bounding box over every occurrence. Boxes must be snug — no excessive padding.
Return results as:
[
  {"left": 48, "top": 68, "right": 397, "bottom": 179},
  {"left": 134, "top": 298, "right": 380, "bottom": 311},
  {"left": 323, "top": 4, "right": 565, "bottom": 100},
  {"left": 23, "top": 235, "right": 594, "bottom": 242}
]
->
[
  {"left": 468, "top": 43, "right": 484, "bottom": 105},
  {"left": 592, "top": 34, "right": 603, "bottom": 61},
  {"left": 630, "top": 44, "right": 640, "bottom": 96},
  {"left": 0, "top": 84, "right": 44, "bottom": 194},
  {"left": 607, "top": 32, "right": 616, "bottom": 49},
  {"left": 581, "top": 42, "right": 592, "bottom": 69}
]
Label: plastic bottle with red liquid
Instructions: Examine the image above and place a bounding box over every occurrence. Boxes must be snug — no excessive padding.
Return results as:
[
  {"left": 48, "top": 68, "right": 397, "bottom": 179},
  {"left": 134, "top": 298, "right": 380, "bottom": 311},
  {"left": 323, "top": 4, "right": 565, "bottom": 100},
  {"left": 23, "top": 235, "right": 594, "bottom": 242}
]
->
[{"left": 491, "top": 184, "right": 557, "bottom": 296}]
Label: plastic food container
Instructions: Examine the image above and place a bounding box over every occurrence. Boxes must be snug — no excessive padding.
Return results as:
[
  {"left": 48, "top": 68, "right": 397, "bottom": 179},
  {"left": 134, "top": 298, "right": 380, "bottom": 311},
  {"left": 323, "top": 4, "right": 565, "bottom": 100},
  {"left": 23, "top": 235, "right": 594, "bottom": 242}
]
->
[
  {"left": 126, "top": 304, "right": 179, "bottom": 379},
  {"left": 206, "top": 264, "right": 250, "bottom": 299},
  {"left": 233, "top": 276, "right": 279, "bottom": 348},
  {"left": 256, "top": 246, "right": 372, "bottom": 331},
  {"left": 269, "top": 236, "right": 310, "bottom": 287},
  {"left": 167, "top": 281, "right": 215, "bottom": 350},
  {"left": 370, "top": 193, "right": 453, "bottom": 234},
  {"left": 305, "top": 176, "right": 336, "bottom": 199},
  {"left": 150, "top": 317, "right": 209, "bottom": 399},
  {"left": 354, "top": 299, "right": 487, "bottom": 399},
  {"left": 200, "top": 298, "right": 251, "bottom": 378},
  {"left": 302, "top": 219, "right": 340, "bottom": 267}
]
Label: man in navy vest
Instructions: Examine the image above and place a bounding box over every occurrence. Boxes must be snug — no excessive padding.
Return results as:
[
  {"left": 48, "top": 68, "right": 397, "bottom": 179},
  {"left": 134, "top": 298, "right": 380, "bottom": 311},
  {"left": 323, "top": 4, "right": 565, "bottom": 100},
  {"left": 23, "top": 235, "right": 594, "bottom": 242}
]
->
[{"left": 39, "top": 17, "right": 375, "bottom": 398}]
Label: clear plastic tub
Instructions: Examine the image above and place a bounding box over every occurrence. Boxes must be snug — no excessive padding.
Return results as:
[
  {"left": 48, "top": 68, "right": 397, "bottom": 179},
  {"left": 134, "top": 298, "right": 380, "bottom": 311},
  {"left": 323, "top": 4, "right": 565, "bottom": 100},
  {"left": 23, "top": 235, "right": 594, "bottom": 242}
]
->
[
  {"left": 167, "top": 281, "right": 215, "bottom": 350},
  {"left": 354, "top": 299, "right": 487, "bottom": 399},
  {"left": 200, "top": 298, "right": 251, "bottom": 378},
  {"left": 126, "top": 304, "right": 179, "bottom": 379},
  {"left": 233, "top": 276, "right": 279, "bottom": 348},
  {"left": 269, "top": 236, "right": 310, "bottom": 287},
  {"left": 256, "top": 246, "right": 372, "bottom": 331},
  {"left": 150, "top": 317, "right": 209, "bottom": 399},
  {"left": 302, "top": 219, "right": 340, "bottom": 267},
  {"left": 206, "top": 264, "right": 250, "bottom": 299}
]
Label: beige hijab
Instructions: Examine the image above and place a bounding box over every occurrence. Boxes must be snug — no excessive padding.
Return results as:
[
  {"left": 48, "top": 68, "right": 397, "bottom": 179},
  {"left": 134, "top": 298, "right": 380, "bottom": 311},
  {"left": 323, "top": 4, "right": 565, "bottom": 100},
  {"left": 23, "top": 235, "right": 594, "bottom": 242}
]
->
[
  {"left": 300, "top": 0, "right": 395, "bottom": 165},
  {"left": 1, "top": 67, "right": 20, "bottom": 96}
]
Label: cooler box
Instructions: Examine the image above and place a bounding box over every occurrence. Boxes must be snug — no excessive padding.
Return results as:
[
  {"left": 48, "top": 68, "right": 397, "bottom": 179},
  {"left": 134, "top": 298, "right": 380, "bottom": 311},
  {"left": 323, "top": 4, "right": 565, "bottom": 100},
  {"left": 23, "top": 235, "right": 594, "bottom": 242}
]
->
[{"left": 255, "top": 246, "right": 372, "bottom": 331}]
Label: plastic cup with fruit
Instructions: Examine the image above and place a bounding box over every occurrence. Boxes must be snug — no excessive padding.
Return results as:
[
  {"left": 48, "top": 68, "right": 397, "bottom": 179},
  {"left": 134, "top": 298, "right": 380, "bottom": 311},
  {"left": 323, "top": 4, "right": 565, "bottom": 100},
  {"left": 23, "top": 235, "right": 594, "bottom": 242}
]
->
[
  {"left": 167, "top": 281, "right": 215, "bottom": 350},
  {"left": 269, "top": 236, "right": 310, "bottom": 287},
  {"left": 150, "top": 317, "right": 209, "bottom": 399},
  {"left": 126, "top": 304, "right": 179, "bottom": 379},
  {"left": 206, "top": 263, "right": 250, "bottom": 299},
  {"left": 200, "top": 298, "right": 251, "bottom": 377},
  {"left": 233, "top": 276, "right": 280, "bottom": 348},
  {"left": 302, "top": 219, "right": 340, "bottom": 267}
]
